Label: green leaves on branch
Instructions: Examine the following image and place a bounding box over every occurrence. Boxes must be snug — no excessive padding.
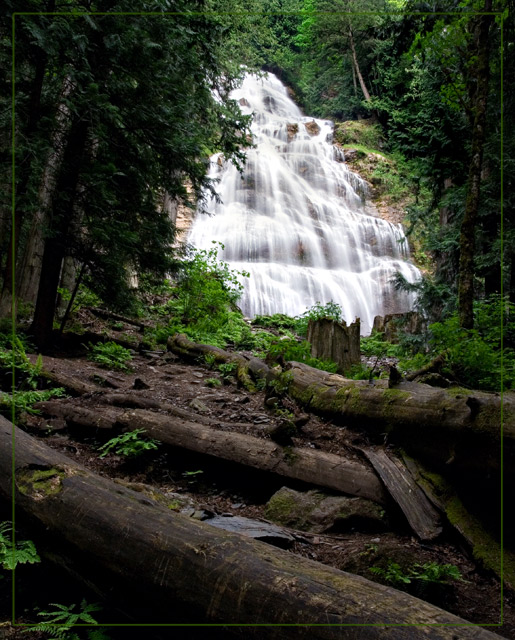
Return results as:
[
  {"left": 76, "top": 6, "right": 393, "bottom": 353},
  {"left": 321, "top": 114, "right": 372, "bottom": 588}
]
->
[{"left": 98, "top": 429, "right": 160, "bottom": 459}]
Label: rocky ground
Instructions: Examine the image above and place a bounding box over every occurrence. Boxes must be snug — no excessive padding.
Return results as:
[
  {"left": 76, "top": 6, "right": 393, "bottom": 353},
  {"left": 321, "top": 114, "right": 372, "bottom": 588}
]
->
[{"left": 1, "top": 313, "right": 513, "bottom": 639}]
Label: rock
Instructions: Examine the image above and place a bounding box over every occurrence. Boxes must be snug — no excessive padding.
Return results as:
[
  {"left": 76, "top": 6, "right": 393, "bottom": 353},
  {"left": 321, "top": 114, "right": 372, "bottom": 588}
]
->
[
  {"left": 206, "top": 515, "right": 295, "bottom": 549},
  {"left": 287, "top": 123, "right": 298, "bottom": 141},
  {"left": 189, "top": 398, "right": 209, "bottom": 414},
  {"left": 265, "top": 397, "right": 279, "bottom": 408},
  {"left": 239, "top": 97, "right": 250, "bottom": 107},
  {"left": 304, "top": 120, "right": 320, "bottom": 136},
  {"left": 294, "top": 414, "right": 310, "bottom": 428},
  {"left": 265, "top": 487, "right": 386, "bottom": 534},
  {"left": 133, "top": 378, "right": 150, "bottom": 390},
  {"left": 253, "top": 415, "right": 270, "bottom": 424},
  {"left": 265, "top": 422, "right": 297, "bottom": 446}
]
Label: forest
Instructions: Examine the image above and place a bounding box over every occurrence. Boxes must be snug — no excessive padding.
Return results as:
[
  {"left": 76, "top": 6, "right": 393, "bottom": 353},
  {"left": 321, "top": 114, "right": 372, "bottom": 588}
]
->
[{"left": 0, "top": 0, "right": 514, "bottom": 638}]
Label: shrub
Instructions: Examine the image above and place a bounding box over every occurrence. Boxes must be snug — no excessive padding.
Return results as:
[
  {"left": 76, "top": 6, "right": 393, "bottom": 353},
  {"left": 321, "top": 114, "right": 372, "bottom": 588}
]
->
[
  {"left": 294, "top": 301, "right": 343, "bottom": 337},
  {"left": 428, "top": 295, "right": 515, "bottom": 390},
  {"left": 98, "top": 429, "right": 160, "bottom": 458},
  {"left": 88, "top": 342, "right": 133, "bottom": 372}
]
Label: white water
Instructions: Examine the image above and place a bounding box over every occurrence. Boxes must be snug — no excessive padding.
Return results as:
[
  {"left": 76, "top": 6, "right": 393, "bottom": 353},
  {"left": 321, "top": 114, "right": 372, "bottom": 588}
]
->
[{"left": 188, "top": 72, "right": 420, "bottom": 335}]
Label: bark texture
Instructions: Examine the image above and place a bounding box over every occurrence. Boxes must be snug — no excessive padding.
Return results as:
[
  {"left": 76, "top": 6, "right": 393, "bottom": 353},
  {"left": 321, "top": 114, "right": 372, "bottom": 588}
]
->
[
  {"left": 307, "top": 318, "right": 360, "bottom": 373},
  {"left": 33, "top": 401, "right": 387, "bottom": 504},
  {"left": 0, "top": 415, "right": 505, "bottom": 638}
]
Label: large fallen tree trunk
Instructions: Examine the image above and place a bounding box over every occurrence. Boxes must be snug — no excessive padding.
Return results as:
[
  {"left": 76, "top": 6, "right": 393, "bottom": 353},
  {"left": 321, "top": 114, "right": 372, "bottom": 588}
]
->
[
  {"left": 33, "top": 401, "right": 387, "bottom": 505},
  {"left": 284, "top": 360, "right": 513, "bottom": 479},
  {"left": 167, "top": 335, "right": 513, "bottom": 480},
  {"left": 0, "top": 416, "right": 504, "bottom": 638}
]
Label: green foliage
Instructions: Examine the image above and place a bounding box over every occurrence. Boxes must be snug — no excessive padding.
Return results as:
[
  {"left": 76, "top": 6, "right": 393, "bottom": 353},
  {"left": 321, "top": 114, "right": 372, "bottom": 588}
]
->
[
  {"left": 345, "top": 363, "right": 376, "bottom": 381},
  {"left": 205, "top": 377, "right": 222, "bottom": 388},
  {"left": 151, "top": 244, "right": 253, "bottom": 350},
  {"left": 360, "top": 331, "right": 402, "bottom": 359},
  {"left": 428, "top": 295, "right": 515, "bottom": 391},
  {"left": 333, "top": 120, "right": 384, "bottom": 150},
  {"left": 370, "top": 560, "right": 463, "bottom": 588},
  {"left": 252, "top": 314, "right": 297, "bottom": 331},
  {"left": 267, "top": 337, "right": 338, "bottom": 373},
  {"left": 29, "top": 600, "right": 108, "bottom": 640},
  {"left": 0, "top": 387, "right": 66, "bottom": 418},
  {"left": 0, "top": 522, "right": 40, "bottom": 571},
  {"left": 87, "top": 342, "right": 132, "bottom": 372},
  {"left": 218, "top": 362, "right": 237, "bottom": 382},
  {"left": 294, "top": 301, "right": 343, "bottom": 337},
  {"left": 0, "top": 335, "right": 41, "bottom": 391},
  {"left": 98, "top": 429, "right": 159, "bottom": 459}
]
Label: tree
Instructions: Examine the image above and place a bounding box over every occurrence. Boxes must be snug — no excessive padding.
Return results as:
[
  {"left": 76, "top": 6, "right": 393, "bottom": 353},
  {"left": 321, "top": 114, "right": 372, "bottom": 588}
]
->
[{"left": 5, "top": 2, "right": 253, "bottom": 348}]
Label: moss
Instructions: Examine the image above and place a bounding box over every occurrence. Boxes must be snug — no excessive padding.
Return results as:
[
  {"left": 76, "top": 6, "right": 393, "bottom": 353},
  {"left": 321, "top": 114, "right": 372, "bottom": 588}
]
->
[
  {"left": 16, "top": 466, "right": 66, "bottom": 500},
  {"left": 474, "top": 403, "right": 504, "bottom": 437},
  {"left": 282, "top": 446, "right": 299, "bottom": 466},
  {"left": 265, "top": 489, "right": 300, "bottom": 524},
  {"left": 416, "top": 465, "right": 515, "bottom": 588}
]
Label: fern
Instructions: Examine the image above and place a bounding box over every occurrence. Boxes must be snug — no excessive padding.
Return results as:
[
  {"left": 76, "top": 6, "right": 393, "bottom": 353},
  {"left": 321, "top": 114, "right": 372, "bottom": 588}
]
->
[
  {"left": 0, "top": 521, "right": 40, "bottom": 570},
  {"left": 29, "top": 600, "right": 105, "bottom": 640}
]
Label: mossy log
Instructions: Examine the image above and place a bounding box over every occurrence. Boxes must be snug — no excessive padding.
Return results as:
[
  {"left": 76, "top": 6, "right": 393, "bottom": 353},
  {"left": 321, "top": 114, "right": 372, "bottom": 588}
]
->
[
  {"left": 166, "top": 336, "right": 513, "bottom": 482},
  {"left": 33, "top": 402, "right": 386, "bottom": 504},
  {"left": 284, "top": 361, "right": 513, "bottom": 480},
  {"left": 401, "top": 452, "right": 515, "bottom": 590},
  {"left": 167, "top": 333, "right": 269, "bottom": 390},
  {"left": 0, "top": 416, "right": 505, "bottom": 638}
]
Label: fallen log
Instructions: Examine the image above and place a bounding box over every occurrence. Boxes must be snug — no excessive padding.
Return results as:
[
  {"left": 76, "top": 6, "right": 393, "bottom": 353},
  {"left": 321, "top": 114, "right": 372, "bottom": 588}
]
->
[
  {"left": 0, "top": 416, "right": 504, "bottom": 638},
  {"left": 85, "top": 306, "right": 150, "bottom": 331},
  {"left": 28, "top": 354, "right": 99, "bottom": 396},
  {"left": 360, "top": 447, "right": 442, "bottom": 541},
  {"left": 284, "top": 360, "right": 513, "bottom": 479},
  {"left": 167, "top": 333, "right": 269, "bottom": 390},
  {"left": 166, "top": 336, "right": 513, "bottom": 480},
  {"left": 33, "top": 401, "right": 386, "bottom": 504}
]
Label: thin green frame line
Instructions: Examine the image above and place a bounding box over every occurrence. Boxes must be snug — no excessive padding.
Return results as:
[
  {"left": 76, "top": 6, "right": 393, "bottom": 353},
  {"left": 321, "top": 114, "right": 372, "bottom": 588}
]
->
[{"left": 9, "top": 7, "right": 505, "bottom": 631}]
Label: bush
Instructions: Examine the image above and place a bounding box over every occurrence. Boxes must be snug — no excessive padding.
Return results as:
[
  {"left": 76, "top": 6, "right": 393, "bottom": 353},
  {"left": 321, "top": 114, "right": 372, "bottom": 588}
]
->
[
  {"left": 294, "top": 301, "right": 343, "bottom": 337},
  {"left": 87, "top": 342, "right": 133, "bottom": 372},
  {"left": 428, "top": 295, "right": 515, "bottom": 390}
]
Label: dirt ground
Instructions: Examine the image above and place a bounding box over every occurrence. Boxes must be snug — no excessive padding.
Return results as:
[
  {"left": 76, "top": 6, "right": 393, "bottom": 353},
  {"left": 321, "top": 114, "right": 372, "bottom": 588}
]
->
[{"left": 2, "top": 317, "right": 514, "bottom": 639}]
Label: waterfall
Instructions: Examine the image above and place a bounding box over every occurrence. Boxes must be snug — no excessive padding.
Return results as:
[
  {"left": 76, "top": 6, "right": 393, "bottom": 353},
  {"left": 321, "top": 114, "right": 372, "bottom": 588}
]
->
[{"left": 187, "top": 72, "right": 421, "bottom": 335}]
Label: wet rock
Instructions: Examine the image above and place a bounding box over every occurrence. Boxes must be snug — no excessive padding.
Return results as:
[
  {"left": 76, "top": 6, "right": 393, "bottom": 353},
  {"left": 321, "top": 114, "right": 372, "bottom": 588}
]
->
[
  {"left": 206, "top": 514, "right": 295, "bottom": 549},
  {"left": 304, "top": 120, "right": 320, "bottom": 136},
  {"left": 265, "top": 487, "right": 386, "bottom": 533},
  {"left": 287, "top": 123, "right": 298, "bottom": 141}
]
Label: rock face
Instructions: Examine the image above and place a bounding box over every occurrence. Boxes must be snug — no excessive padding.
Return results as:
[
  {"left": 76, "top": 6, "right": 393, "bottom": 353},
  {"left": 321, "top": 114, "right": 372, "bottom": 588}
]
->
[{"left": 265, "top": 486, "right": 386, "bottom": 533}]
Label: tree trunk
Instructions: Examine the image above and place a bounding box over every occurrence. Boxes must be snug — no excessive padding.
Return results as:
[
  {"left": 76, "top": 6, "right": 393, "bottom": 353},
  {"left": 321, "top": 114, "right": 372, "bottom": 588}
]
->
[
  {"left": 348, "top": 27, "right": 372, "bottom": 103},
  {"left": 167, "top": 335, "right": 513, "bottom": 482},
  {"left": 284, "top": 360, "right": 512, "bottom": 479},
  {"left": 31, "top": 117, "right": 89, "bottom": 350},
  {"left": 0, "top": 416, "right": 504, "bottom": 638},
  {"left": 306, "top": 317, "right": 360, "bottom": 374},
  {"left": 458, "top": 4, "right": 493, "bottom": 329},
  {"left": 32, "top": 402, "right": 387, "bottom": 505}
]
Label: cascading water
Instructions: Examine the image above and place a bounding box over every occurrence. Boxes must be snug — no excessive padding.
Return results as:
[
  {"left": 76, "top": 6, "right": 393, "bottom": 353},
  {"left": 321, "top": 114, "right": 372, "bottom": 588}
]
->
[{"left": 188, "top": 72, "right": 421, "bottom": 335}]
